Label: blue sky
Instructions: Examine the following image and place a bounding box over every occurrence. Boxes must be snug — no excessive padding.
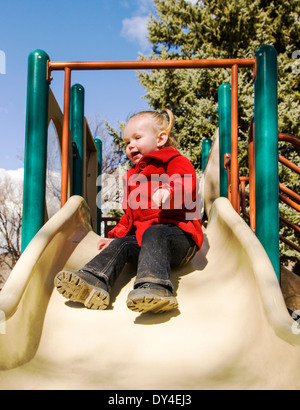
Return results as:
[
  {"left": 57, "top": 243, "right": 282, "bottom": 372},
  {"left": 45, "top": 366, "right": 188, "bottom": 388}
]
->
[{"left": 0, "top": 0, "right": 160, "bottom": 170}]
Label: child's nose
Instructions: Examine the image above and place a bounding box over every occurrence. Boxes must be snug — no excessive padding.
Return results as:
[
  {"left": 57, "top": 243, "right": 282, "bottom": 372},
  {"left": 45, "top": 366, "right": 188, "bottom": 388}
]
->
[{"left": 128, "top": 141, "right": 135, "bottom": 150}]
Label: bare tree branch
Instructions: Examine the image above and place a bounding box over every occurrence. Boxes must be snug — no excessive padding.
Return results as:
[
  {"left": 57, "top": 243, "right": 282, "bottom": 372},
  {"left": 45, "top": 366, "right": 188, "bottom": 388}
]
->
[{"left": 0, "top": 173, "right": 22, "bottom": 270}]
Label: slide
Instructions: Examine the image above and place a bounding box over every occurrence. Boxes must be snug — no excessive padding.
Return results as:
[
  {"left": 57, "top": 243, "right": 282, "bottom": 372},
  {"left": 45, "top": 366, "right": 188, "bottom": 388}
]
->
[{"left": 0, "top": 193, "right": 299, "bottom": 390}]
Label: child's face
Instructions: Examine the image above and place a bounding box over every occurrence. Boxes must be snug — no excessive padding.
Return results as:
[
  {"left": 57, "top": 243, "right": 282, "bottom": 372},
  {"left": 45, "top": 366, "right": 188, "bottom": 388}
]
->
[{"left": 123, "top": 115, "right": 167, "bottom": 164}]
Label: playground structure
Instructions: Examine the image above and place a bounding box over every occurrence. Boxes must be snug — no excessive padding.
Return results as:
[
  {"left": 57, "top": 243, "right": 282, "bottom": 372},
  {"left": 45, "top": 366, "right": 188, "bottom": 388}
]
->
[{"left": 0, "top": 45, "right": 299, "bottom": 390}]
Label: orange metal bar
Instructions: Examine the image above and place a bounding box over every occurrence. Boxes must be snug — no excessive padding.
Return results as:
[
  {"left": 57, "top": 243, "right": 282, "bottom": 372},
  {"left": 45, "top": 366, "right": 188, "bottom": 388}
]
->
[
  {"left": 231, "top": 64, "right": 240, "bottom": 213},
  {"left": 279, "top": 133, "right": 300, "bottom": 148},
  {"left": 279, "top": 193, "right": 300, "bottom": 212},
  {"left": 48, "top": 58, "right": 255, "bottom": 73},
  {"left": 248, "top": 118, "right": 255, "bottom": 231},
  {"left": 277, "top": 132, "right": 300, "bottom": 251},
  {"left": 224, "top": 154, "right": 231, "bottom": 201},
  {"left": 278, "top": 133, "right": 300, "bottom": 174},
  {"left": 239, "top": 176, "right": 250, "bottom": 225},
  {"left": 279, "top": 155, "right": 300, "bottom": 174},
  {"left": 279, "top": 183, "right": 300, "bottom": 203},
  {"left": 61, "top": 67, "right": 71, "bottom": 207}
]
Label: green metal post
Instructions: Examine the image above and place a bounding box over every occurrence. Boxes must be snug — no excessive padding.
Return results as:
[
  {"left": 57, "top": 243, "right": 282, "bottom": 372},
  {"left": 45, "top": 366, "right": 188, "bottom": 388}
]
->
[
  {"left": 201, "top": 138, "right": 212, "bottom": 171},
  {"left": 254, "top": 45, "right": 280, "bottom": 281},
  {"left": 21, "top": 50, "right": 50, "bottom": 252},
  {"left": 218, "top": 83, "right": 231, "bottom": 197},
  {"left": 70, "top": 84, "right": 85, "bottom": 196},
  {"left": 94, "top": 138, "right": 102, "bottom": 235}
]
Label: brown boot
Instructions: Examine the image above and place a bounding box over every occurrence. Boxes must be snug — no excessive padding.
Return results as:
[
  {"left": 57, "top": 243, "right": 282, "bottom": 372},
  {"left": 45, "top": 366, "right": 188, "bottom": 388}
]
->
[
  {"left": 54, "top": 270, "right": 110, "bottom": 310},
  {"left": 127, "top": 283, "right": 178, "bottom": 314}
]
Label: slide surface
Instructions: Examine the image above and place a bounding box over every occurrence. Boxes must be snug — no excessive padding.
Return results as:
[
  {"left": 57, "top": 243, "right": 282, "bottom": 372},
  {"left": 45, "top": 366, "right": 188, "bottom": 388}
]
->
[{"left": 0, "top": 195, "right": 299, "bottom": 390}]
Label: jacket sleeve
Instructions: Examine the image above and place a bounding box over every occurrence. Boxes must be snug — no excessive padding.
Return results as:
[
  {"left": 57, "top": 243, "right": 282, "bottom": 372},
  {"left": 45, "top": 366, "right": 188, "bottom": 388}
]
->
[
  {"left": 108, "top": 212, "right": 130, "bottom": 239},
  {"left": 164, "top": 156, "right": 200, "bottom": 216}
]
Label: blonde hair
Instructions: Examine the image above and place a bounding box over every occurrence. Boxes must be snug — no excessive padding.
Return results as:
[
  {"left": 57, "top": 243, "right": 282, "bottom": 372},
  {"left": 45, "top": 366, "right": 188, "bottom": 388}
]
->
[{"left": 129, "top": 109, "right": 177, "bottom": 148}]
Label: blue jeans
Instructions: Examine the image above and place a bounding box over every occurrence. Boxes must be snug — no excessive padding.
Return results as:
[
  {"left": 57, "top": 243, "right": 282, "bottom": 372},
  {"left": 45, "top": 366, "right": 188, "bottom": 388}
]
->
[{"left": 79, "top": 224, "right": 197, "bottom": 293}]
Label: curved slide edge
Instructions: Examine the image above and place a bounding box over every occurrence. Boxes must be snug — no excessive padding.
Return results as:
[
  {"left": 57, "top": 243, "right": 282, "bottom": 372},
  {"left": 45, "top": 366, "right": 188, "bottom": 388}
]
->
[
  {"left": 206, "top": 197, "right": 300, "bottom": 346},
  {"left": 200, "top": 129, "right": 220, "bottom": 217},
  {"left": 0, "top": 196, "right": 97, "bottom": 368}
]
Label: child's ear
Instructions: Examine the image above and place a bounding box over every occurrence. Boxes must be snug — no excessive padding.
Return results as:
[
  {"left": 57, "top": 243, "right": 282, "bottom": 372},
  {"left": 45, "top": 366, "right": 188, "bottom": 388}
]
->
[{"left": 157, "top": 131, "right": 168, "bottom": 147}]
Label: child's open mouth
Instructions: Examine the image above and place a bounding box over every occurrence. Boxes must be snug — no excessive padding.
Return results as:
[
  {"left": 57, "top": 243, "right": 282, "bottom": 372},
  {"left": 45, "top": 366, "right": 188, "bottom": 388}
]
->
[{"left": 131, "top": 151, "right": 141, "bottom": 161}]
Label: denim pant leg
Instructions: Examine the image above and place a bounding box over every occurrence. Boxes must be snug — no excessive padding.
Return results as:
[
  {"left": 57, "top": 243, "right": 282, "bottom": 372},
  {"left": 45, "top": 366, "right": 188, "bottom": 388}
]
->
[
  {"left": 134, "top": 224, "right": 197, "bottom": 292},
  {"left": 79, "top": 235, "right": 140, "bottom": 292}
]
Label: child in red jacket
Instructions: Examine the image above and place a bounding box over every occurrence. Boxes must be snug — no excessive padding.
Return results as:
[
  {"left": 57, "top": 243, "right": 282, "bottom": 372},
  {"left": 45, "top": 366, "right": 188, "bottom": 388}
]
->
[{"left": 55, "top": 109, "right": 203, "bottom": 314}]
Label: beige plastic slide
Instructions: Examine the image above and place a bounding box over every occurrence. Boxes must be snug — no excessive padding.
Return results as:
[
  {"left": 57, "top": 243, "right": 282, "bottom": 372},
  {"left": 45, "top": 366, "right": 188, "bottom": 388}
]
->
[{"left": 0, "top": 192, "right": 299, "bottom": 390}]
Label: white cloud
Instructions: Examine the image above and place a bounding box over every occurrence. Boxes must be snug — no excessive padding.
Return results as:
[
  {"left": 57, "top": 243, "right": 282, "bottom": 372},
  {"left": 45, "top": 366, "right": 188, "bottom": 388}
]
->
[
  {"left": 0, "top": 168, "right": 23, "bottom": 181},
  {"left": 120, "top": 0, "right": 200, "bottom": 50},
  {"left": 136, "top": 0, "right": 154, "bottom": 15},
  {"left": 121, "top": 15, "right": 149, "bottom": 50}
]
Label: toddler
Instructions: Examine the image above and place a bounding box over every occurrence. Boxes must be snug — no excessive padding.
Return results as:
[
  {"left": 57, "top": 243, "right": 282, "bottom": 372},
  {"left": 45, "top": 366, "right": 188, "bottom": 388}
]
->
[{"left": 54, "top": 109, "right": 203, "bottom": 313}]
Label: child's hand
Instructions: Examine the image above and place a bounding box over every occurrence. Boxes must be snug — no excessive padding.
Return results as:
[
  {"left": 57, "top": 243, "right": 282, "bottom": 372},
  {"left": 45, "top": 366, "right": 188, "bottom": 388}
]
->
[
  {"left": 97, "top": 238, "right": 114, "bottom": 251},
  {"left": 152, "top": 188, "right": 170, "bottom": 208}
]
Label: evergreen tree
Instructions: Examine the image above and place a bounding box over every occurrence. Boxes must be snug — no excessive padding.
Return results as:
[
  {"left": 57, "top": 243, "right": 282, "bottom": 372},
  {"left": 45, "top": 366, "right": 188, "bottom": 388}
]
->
[{"left": 136, "top": 0, "right": 299, "bottom": 263}]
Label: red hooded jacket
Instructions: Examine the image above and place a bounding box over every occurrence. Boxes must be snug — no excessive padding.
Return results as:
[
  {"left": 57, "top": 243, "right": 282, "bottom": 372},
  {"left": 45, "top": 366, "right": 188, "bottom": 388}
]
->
[{"left": 108, "top": 147, "right": 203, "bottom": 250}]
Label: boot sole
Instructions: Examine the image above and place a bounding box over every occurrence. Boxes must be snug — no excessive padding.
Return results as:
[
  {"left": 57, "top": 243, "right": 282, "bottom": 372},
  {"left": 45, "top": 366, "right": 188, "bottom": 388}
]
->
[
  {"left": 127, "top": 290, "right": 178, "bottom": 314},
  {"left": 54, "top": 271, "right": 109, "bottom": 310}
]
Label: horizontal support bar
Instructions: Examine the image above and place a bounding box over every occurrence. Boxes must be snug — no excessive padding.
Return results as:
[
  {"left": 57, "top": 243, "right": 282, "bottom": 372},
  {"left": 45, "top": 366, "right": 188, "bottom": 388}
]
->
[{"left": 48, "top": 58, "right": 256, "bottom": 72}]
